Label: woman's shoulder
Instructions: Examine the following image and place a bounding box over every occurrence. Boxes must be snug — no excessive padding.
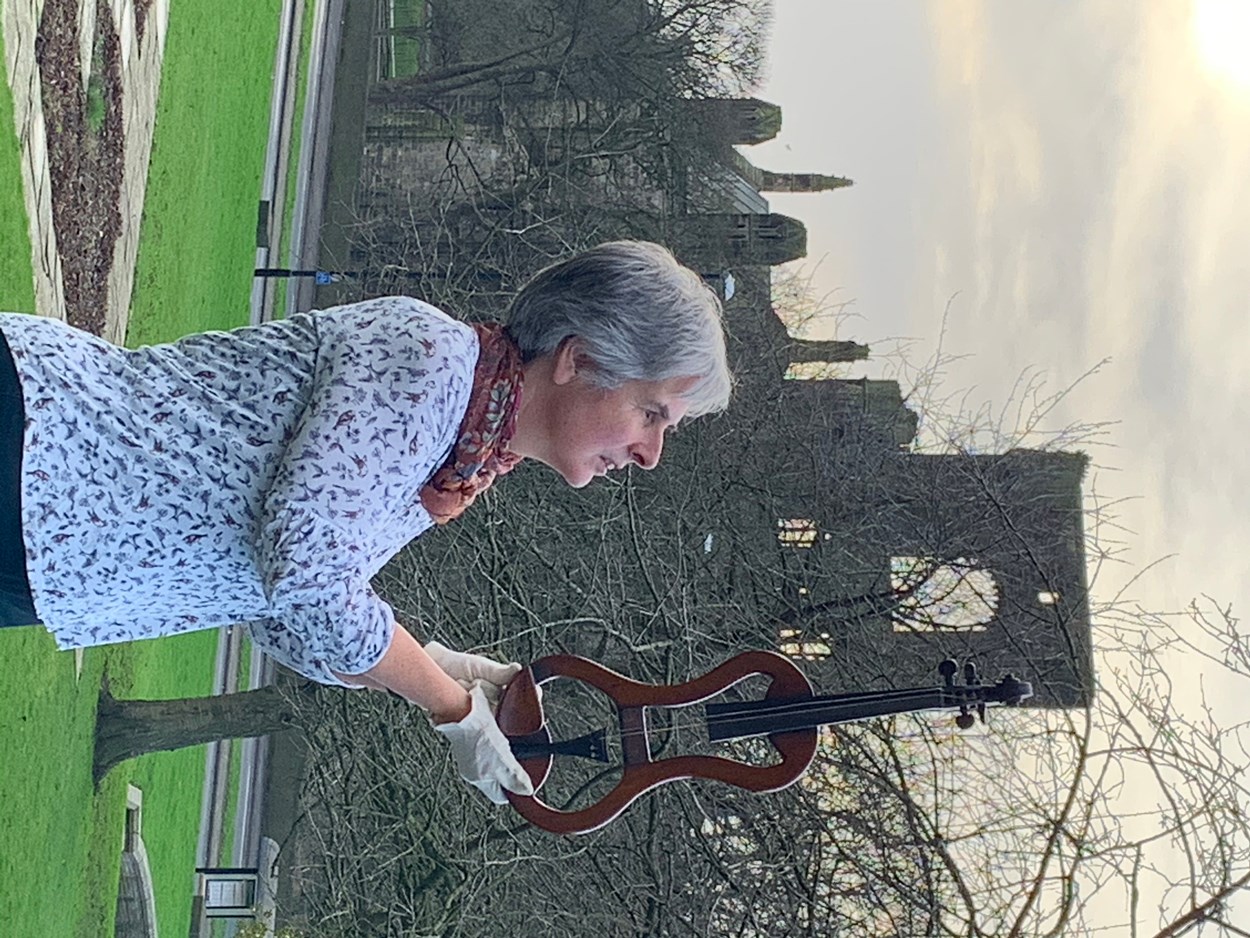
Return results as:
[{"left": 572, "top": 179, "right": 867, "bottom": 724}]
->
[
  {"left": 312, "top": 296, "right": 476, "bottom": 354},
  {"left": 311, "top": 295, "right": 469, "bottom": 332},
  {"left": 309, "top": 297, "right": 480, "bottom": 396}
]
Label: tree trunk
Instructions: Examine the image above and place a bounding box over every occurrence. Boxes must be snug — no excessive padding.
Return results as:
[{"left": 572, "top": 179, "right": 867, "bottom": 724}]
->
[{"left": 93, "top": 681, "right": 314, "bottom": 784}]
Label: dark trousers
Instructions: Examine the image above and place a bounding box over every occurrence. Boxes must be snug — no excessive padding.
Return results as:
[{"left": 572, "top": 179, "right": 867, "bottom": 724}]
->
[{"left": 0, "top": 329, "right": 39, "bottom": 627}]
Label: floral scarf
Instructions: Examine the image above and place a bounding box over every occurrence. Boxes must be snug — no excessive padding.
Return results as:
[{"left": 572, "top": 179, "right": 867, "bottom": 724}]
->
[{"left": 419, "top": 323, "right": 525, "bottom": 524}]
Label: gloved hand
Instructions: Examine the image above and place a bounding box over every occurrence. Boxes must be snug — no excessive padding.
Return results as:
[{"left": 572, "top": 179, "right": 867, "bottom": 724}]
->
[
  {"left": 424, "top": 640, "right": 521, "bottom": 707},
  {"left": 432, "top": 680, "right": 535, "bottom": 805}
]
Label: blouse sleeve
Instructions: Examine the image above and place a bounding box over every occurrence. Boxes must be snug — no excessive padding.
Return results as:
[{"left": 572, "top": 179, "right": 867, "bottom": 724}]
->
[{"left": 250, "top": 301, "right": 477, "bottom": 685}]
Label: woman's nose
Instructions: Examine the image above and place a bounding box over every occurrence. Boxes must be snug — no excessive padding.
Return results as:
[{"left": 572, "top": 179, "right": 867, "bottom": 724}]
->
[{"left": 631, "top": 429, "right": 664, "bottom": 470}]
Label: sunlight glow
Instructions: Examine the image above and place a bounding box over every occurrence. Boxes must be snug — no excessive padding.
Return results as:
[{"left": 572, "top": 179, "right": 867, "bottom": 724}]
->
[{"left": 1192, "top": 0, "right": 1250, "bottom": 91}]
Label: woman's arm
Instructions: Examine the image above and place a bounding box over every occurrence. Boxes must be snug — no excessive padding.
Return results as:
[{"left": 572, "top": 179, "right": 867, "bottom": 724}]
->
[
  {"left": 333, "top": 626, "right": 471, "bottom": 723},
  {"left": 252, "top": 304, "right": 477, "bottom": 686},
  {"left": 335, "top": 627, "right": 535, "bottom": 804}
]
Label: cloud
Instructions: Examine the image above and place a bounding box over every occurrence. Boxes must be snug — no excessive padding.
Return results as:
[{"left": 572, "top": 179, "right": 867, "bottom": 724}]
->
[
  {"left": 758, "top": 3, "right": 1250, "bottom": 927},
  {"left": 898, "top": 1, "right": 1250, "bottom": 611},
  {"left": 759, "top": 0, "right": 1250, "bottom": 611}
]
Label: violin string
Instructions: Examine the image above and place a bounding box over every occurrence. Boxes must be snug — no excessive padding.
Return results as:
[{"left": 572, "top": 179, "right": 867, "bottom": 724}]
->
[{"left": 553, "top": 687, "right": 964, "bottom": 748}]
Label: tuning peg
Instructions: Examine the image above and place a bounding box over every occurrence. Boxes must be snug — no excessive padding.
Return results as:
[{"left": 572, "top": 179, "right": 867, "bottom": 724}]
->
[
  {"left": 939, "top": 659, "right": 958, "bottom": 684},
  {"left": 964, "top": 661, "right": 980, "bottom": 685}
]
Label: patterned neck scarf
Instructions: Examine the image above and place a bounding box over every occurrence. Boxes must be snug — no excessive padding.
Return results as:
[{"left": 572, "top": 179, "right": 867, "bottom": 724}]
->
[{"left": 420, "top": 323, "right": 525, "bottom": 524}]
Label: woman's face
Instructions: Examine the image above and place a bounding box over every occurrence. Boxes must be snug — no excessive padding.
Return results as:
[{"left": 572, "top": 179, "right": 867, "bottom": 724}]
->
[{"left": 536, "top": 371, "right": 697, "bottom": 489}]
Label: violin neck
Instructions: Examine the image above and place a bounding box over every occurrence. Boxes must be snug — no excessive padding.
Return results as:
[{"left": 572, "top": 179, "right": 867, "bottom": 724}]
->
[{"left": 705, "top": 687, "right": 954, "bottom": 743}]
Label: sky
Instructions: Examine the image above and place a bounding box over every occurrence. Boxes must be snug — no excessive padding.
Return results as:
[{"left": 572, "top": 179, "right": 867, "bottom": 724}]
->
[
  {"left": 750, "top": 0, "right": 1250, "bottom": 929},
  {"left": 752, "top": 0, "right": 1249, "bottom": 636}
]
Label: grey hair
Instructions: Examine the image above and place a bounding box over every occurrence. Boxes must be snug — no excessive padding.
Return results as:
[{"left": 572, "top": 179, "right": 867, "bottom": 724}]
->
[{"left": 505, "top": 241, "right": 732, "bottom": 417}]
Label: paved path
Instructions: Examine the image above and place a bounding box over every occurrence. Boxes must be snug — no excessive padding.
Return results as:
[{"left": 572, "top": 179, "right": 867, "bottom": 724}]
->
[
  {"left": 195, "top": 1, "right": 342, "bottom": 932},
  {"left": 2, "top": 0, "right": 66, "bottom": 321}
]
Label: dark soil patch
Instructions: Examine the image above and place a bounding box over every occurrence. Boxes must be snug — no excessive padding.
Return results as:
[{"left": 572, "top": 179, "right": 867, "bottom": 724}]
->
[
  {"left": 134, "top": 0, "right": 154, "bottom": 44},
  {"left": 35, "top": 0, "right": 125, "bottom": 336}
]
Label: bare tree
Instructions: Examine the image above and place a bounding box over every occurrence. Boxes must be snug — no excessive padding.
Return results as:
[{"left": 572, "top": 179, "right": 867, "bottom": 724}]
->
[
  {"left": 88, "top": 265, "right": 1250, "bottom": 936},
  {"left": 371, "top": 0, "right": 771, "bottom": 104}
]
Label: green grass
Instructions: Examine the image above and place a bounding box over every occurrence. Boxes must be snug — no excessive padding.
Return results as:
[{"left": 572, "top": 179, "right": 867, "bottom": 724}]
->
[
  {"left": 113, "top": 633, "right": 221, "bottom": 938},
  {"left": 217, "top": 737, "right": 245, "bottom": 860},
  {"left": 0, "top": 635, "right": 219, "bottom": 938},
  {"left": 273, "top": 0, "right": 320, "bottom": 317},
  {"left": 126, "top": 1, "right": 284, "bottom": 344},
  {"left": 0, "top": 633, "right": 107, "bottom": 936},
  {"left": 86, "top": 74, "right": 107, "bottom": 134},
  {"left": 1, "top": 2, "right": 287, "bottom": 936},
  {"left": 387, "top": 0, "right": 427, "bottom": 78},
  {"left": 0, "top": 57, "right": 35, "bottom": 312},
  {"left": 216, "top": 636, "right": 255, "bottom": 867}
]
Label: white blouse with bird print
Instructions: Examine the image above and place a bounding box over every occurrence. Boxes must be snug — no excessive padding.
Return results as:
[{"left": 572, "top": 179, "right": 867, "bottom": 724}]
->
[{"left": 0, "top": 298, "right": 477, "bottom": 686}]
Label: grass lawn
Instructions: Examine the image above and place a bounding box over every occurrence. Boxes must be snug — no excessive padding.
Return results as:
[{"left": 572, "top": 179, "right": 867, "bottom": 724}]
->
[
  {"left": 0, "top": 2, "right": 286, "bottom": 936},
  {"left": 0, "top": 53, "right": 35, "bottom": 313},
  {"left": 0, "top": 632, "right": 106, "bottom": 936},
  {"left": 385, "top": 0, "right": 427, "bottom": 78},
  {"left": 126, "top": 1, "right": 285, "bottom": 344}
]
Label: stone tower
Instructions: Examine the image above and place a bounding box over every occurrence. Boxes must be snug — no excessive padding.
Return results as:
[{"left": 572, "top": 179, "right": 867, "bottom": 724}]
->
[
  {"left": 670, "top": 213, "right": 808, "bottom": 270},
  {"left": 748, "top": 377, "right": 1093, "bottom": 707},
  {"left": 759, "top": 171, "right": 854, "bottom": 193}
]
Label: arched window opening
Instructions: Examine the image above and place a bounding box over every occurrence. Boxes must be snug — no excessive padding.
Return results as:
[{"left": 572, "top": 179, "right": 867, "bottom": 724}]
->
[{"left": 890, "top": 556, "right": 999, "bottom": 633}]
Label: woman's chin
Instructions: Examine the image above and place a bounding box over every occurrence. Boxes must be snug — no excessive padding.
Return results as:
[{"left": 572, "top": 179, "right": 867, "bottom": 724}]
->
[{"left": 551, "top": 463, "right": 594, "bottom": 488}]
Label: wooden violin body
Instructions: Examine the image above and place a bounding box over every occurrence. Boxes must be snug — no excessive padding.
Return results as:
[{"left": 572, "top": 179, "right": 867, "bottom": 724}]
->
[
  {"left": 495, "top": 651, "right": 1032, "bottom": 835},
  {"left": 496, "top": 651, "right": 817, "bottom": 835}
]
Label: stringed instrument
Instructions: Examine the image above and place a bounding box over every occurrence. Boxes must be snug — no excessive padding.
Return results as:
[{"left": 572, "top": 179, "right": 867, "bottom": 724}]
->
[{"left": 496, "top": 651, "right": 1032, "bottom": 835}]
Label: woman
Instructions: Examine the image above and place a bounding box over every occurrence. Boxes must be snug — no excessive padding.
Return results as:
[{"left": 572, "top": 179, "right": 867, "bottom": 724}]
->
[{"left": 0, "top": 241, "right": 731, "bottom": 803}]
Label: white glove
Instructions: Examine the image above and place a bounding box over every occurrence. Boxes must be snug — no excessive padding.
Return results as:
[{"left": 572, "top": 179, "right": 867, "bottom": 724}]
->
[
  {"left": 433, "top": 680, "right": 535, "bottom": 805},
  {"left": 424, "top": 640, "right": 521, "bottom": 707}
]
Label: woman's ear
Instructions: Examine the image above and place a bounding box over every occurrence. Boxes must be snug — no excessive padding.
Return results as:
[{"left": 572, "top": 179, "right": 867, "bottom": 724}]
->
[{"left": 551, "top": 337, "right": 583, "bottom": 386}]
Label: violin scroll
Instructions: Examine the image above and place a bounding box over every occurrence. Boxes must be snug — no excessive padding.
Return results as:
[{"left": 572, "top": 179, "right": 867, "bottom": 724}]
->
[{"left": 940, "top": 658, "right": 1033, "bottom": 729}]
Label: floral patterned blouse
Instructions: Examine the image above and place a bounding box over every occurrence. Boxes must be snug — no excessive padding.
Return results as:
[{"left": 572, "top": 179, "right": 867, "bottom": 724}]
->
[{"left": 0, "top": 298, "right": 477, "bottom": 686}]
